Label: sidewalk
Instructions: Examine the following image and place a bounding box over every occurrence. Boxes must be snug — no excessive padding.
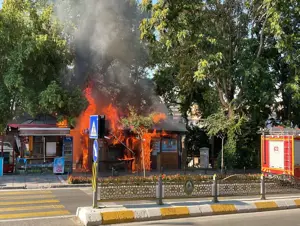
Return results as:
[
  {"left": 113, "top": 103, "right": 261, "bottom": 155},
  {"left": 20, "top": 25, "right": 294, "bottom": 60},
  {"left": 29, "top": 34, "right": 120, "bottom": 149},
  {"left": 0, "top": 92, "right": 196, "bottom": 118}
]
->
[
  {"left": 77, "top": 196, "right": 300, "bottom": 225},
  {"left": 0, "top": 174, "right": 80, "bottom": 189}
]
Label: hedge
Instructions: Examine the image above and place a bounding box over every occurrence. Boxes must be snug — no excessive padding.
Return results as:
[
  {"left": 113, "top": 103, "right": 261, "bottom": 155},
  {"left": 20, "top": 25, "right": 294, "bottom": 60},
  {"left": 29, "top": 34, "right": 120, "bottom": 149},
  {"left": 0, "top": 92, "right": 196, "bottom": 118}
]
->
[{"left": 67, "top": 174, "right": 262, "bottom": 184}]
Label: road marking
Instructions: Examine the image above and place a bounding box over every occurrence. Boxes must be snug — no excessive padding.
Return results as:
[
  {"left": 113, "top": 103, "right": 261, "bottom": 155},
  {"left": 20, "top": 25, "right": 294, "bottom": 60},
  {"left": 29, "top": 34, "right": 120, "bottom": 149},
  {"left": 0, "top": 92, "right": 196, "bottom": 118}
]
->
[
  {"left": 254, "top": 201, "right": 278, "bottom": 210},
  {"left": 160, "top": 207, "right": 190, "bottom": 218},
  {"left": 0, "top": 205, "right": 65, "bottom": 212},
  {"left": 0, "top": 195, "right": 55, "bottom": 200},
  {"left": 101, "top": 210, "right": 135, "bottom": 224},
  {"left": 0, "top": 215, "right": 75, "bottom": 222},
  {"left": 0, "top": 199, "right": 60, "bottom": 206},
  {"left": 0, "top": 191, "right": 52, "bottom": 196},
  {"left": 211, "top": 204, "right": 237, "bottom": 213},
  {"left": 0, "top": 210, "right": 71, "bottom": 219}
]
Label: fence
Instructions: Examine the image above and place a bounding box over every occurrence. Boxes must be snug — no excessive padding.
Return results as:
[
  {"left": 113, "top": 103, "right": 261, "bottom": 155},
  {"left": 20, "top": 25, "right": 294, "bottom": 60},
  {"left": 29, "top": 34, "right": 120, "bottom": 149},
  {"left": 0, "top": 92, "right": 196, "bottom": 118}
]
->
[{"left": 97, "top": 175, "right": 300, "bottom": 204}]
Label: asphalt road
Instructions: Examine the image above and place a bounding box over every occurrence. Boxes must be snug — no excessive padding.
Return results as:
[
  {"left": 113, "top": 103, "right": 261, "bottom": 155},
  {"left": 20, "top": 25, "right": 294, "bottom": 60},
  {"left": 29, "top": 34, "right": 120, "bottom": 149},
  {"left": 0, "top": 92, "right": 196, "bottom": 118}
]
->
[
  {"left": 120, "top": 209, "right": 300, "bottom": 226},
  {"left": 0, "top": 188, "right": 91, "bottom": 223},
  {"left": 1, "top": 187, "right": 300, "bottom": 225},
  {"left": 3, "top": 208, "right": 300, "bottom": 226}
]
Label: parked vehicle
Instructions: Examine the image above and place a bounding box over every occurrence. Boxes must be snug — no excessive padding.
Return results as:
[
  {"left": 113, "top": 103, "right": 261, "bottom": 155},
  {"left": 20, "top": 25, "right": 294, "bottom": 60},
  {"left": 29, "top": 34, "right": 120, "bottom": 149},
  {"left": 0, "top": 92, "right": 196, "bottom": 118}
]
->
[{"left": 261, "top": 128, "right": 300, "bottom": 179}]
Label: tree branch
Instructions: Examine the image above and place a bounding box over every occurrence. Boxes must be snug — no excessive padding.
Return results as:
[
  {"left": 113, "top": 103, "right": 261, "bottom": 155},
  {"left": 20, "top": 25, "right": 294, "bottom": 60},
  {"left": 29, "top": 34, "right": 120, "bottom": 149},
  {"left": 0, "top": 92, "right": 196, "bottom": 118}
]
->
[{"left": 256, "top": 11, "right": 269, "bottom": 58}]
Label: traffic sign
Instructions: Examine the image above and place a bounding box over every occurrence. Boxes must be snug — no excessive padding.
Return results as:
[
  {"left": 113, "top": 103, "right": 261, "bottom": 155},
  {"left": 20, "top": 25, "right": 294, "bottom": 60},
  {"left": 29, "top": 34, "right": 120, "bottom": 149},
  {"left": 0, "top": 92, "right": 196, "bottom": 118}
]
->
[
  {"left": 89, "top": 115, "right": 99, "bottom": 139},
  {"left": 93, "top": 140, "right": 99, "bottom": 162}
]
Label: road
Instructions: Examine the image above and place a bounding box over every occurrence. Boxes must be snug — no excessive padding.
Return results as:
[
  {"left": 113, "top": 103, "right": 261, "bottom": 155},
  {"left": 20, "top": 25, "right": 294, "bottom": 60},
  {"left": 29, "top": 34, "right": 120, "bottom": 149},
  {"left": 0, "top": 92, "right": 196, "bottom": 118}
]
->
[
  {"left": 0, "top": 188, "right": 91, "bottom": 223},
  {"left": 120, "top": 209, "right": 300, "bottom": 226},
  {"left": 0, "top": 187, "right": 300, "bottom": 225},
  {"left": 2, "top": 207, "right": 300, "bottom": 226}
]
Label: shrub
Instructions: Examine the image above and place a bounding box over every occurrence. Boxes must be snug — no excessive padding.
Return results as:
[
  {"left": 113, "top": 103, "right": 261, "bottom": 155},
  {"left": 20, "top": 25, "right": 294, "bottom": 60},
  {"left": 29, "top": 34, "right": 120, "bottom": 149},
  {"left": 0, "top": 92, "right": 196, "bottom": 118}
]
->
[{"left": 67, "top": 174, "right": 262, "bottom": 184}]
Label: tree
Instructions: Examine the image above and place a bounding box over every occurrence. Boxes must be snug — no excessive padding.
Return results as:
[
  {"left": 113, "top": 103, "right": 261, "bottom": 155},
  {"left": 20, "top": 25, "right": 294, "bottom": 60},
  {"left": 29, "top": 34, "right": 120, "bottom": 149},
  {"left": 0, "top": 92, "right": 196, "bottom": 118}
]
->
[
  {"left": 121, "top": 106, "right": 166, "bottom": 177},
  {"left": 0, "top": 0, "right": 87, "bottom": 131},
  {"left": 140, "top": 0, "right": 299, "bottom": 167}
]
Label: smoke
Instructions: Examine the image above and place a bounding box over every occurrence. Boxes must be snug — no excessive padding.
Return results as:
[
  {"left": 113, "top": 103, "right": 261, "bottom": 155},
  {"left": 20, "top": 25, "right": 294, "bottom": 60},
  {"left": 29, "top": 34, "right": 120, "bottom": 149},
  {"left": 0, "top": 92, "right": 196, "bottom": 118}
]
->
[{"left": 54, "top": 0, "right": 155, "bottom": 114}]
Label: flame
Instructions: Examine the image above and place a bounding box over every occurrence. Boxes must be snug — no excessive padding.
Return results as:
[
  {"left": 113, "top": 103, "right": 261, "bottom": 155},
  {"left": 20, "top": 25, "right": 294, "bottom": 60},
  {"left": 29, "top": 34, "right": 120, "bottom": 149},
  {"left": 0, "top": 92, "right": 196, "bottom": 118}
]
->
[
  {"left": 71, "top": 82, "right": 169, "bottom": 173},
  {"left": 103, "top": 104, "right": 125, "bottom": 145},
  {"left": 152, "top": 113, "right": 167, "bottom": 124},
  {"left": 57, "top": 119, "right": 68, "bottom": 128},
  {"left": 72, "top": 84, "right": 96, "bottom": 170}
]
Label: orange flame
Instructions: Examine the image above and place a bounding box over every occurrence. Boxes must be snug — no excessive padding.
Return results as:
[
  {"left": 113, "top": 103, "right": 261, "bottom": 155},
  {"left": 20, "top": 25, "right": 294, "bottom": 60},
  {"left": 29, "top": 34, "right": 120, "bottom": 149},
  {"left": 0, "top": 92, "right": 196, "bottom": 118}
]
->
[
  {"left": 72, "top": 84, "right": 96, "bottom": 170},
  {"left": 72, "top": 83, "right": 169, "bottom": 172},
  {"left": 152, "top": 113, "right": 167, "bottom": 124},
  {"left": 57, "top": 119, "right": 68, "bottom": 128},
  {"left": 103, "top": 104, "right": 125, "bottom": 145}
]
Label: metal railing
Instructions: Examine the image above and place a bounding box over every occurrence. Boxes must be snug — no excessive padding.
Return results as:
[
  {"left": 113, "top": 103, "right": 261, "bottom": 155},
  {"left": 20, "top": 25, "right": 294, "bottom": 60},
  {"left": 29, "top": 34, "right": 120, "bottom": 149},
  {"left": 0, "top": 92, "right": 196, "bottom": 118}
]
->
[{"left": 93, "top": 174, "right": 300, "bottom": 207}]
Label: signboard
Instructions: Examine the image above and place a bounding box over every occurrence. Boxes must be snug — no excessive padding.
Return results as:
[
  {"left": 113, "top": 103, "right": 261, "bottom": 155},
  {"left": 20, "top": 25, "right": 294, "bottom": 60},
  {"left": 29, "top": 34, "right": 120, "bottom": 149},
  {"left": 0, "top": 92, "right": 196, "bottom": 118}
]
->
[
  {"left": 0, "top": 157, "right": 3, "bottom": 176},
  {"left": 93, "top": 140, "right": 99, "bottom": 162},
  {"left": 53, "top": 157, "right": 65, "bottom": 174},
  {"left": 162, "top": 138, "right": 177, "bottom": 152},
  {"left": 269, "top": 141, "right": 284, "bottom": 169},
  {"left": 89, "top": 115, "right": 99, "bottom": 139},
  {"left": 152, "top": 139, "right": 160, "bottom": 156},
  {"left": 184, "top": 180, "right": 194, "bottom": 195}
]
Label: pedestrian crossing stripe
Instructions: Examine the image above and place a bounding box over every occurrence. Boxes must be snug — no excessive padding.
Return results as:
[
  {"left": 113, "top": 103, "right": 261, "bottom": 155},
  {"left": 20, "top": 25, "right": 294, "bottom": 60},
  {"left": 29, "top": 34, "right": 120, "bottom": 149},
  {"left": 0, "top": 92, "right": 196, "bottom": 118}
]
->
[
  {"left": 0, "top": 205, "right": 65, "bottom": 212},
  {"left": 90, "top": 121, "right": 97, "bottom": 137},
  {"left": 0, "top": 210, "right": 71, "bottom": 219},
  {"left": 0, "top": 199, "right": 60, "bottom": 206},
  {"left": 0, "top": 191, "right": 52, "bottom": 196},
  {"left": 0, "top": 194, "right": 56, "bottom": 200},
  {"left": 0, "top": 190, "right": 71, "bottom": 220}
]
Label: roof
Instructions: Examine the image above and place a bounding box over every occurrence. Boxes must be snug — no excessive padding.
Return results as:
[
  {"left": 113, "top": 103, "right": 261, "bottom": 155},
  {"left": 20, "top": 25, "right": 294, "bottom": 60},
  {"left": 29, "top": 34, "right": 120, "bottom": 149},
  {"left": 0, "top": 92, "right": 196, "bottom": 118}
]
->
[
  {"left": 152, "top": 118, "right": 187, "bottom": 133},
  {"left": 8, "top": 114, "right": 59, "bottom": 129}
]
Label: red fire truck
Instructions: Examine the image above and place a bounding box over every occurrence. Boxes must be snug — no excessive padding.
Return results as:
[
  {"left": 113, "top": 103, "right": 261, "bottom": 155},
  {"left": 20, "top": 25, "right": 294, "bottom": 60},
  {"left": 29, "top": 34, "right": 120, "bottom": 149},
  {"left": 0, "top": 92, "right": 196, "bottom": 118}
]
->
[{"left": 261, "top": 128, "right": 300, "bottom": 179}]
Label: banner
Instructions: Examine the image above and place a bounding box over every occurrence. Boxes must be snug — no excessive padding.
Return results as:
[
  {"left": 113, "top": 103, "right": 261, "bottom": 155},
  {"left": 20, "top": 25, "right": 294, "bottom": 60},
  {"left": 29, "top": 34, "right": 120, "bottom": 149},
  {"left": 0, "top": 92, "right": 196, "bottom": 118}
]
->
[
  {"left": 53, "top": 157, "right": 65, "bottom": 174},
  {"left": 0, "top": 157, "right": 3, "bottom": 176}
]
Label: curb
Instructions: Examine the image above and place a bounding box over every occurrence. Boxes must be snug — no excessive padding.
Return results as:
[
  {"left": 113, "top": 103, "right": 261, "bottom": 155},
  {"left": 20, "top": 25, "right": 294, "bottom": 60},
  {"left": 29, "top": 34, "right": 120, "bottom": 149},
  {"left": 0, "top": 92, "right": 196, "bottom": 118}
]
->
[
  {"left": 76, "top": 198, "right": 300, "bottom": 226},
  {"left": 0, "top": 184, "right": 91, "bottom": 190},
  {"left": 0, "top": 186, "right": 26, "bottom": 190}
]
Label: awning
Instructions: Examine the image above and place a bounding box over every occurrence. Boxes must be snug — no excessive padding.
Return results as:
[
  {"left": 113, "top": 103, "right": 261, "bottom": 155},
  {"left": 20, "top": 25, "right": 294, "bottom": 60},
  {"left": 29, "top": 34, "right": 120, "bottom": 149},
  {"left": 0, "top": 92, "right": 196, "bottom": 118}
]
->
[{"left": 18, "top": 128, "right": 70, "bottom": 136}]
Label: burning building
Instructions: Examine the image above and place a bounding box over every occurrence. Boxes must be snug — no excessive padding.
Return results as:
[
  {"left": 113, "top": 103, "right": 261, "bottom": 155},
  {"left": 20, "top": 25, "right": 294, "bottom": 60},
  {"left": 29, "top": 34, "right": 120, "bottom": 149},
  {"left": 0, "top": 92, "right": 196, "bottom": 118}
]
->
[
  {"left": 71, "top": 82, "right": 187, "bottom": 173},
  {"left": 53, "top": 0, "right": 187, "bottom": 173}
]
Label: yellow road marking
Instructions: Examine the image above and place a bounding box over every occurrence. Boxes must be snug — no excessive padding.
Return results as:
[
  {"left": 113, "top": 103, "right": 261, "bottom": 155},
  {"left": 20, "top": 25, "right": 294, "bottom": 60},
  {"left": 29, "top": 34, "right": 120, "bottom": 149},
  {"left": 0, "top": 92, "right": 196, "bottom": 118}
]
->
[
  {"left": 294, "top": 199, "right": 300, "bottom": 207},
  {"left": 0, "top": 191, "right": 52, "bottom": 196},
  {"left": 254, "top": 201, "right": 278, "bottom": 210},
  {"left": 160, "top": 207, "right": 190, "bottom": 219},
  {"left": 101, "top": 210, "right": 135, "bottom": 224},
  {"left": 0, "top": 199, "right": 60, "bottom": 206},
  {"left": 211, "top": 204, "right": 237, "bottom": 213},
  {"left": 0, "top": 210, "right": 71, "bottom": 219},
  {"left": 0, "top": 195, "right": 56, "bottom": 200},
  {"left": 0, "top": 205, "right": 65, "bottom": 212}
]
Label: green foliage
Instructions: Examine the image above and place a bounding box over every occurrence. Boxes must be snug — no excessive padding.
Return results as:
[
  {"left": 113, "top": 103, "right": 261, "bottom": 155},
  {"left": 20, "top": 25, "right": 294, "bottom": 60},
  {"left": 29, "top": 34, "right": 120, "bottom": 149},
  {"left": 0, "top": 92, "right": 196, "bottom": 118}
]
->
[
  {"left": 67, "top": 173, "right": 262, "bottom": 184},
  {"left": 185, "top": 126, "right": 209, "bottom": 156},
  {"left": 120, "top": 106, "right": 165, "bottom": 137},
  {"left": 0, "top": 0, "right": 87, "bottom": 128},
  {"left": 140, "top": 0, "right": 299, "bottom": 168}
]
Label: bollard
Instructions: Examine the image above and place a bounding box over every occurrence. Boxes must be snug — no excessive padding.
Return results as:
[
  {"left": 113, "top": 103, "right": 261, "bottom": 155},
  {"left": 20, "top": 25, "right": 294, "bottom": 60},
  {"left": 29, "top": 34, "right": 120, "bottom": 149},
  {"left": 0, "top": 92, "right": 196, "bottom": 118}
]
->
[
  {"left": 157, "top": 174, "right": 163, "bottom": 205},
  {"left": 212, "top": 174, "right": 219, "bottom": 203},
  {"left": 260, "top": 173, "right": 266, "bottom": 200}
]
